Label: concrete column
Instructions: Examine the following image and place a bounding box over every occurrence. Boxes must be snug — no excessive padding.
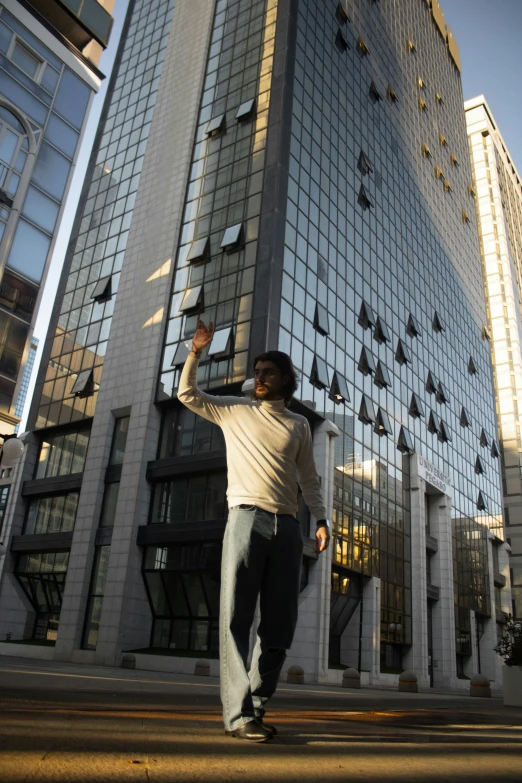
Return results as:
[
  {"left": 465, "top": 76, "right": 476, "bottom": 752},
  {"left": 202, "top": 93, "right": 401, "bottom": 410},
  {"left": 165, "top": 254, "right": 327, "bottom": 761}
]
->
[
  {"left": 402, "top": 466, "right": 429, "bottom": 687},
  {"left": 464, "top": 610, "right": 479, "bottom": 679},
  {"left": 289, "top": 418, "right": 339, "bottom": 683},
  {"left": 362, "top": 576, "right": 381, "bottom": 684},
  {"left": 429, "top": 496, "right": 458, "bottom": 689}
]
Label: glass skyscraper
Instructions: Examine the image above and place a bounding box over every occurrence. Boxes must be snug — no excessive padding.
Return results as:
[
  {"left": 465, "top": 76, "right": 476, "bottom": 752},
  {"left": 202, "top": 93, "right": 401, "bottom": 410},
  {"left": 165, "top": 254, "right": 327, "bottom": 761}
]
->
[
  {"left": 0, "top": 0, "right": 114, "bottom": 434},
  {"left": 0, "top": 0, "right": 511, "bottom": 690}
]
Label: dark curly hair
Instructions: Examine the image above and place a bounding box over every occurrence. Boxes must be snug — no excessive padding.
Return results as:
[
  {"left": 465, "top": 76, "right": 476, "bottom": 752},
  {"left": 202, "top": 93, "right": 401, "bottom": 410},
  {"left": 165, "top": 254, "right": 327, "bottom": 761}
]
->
[{"left": 253, "top": 350, "right": 300, "bottom": 404}]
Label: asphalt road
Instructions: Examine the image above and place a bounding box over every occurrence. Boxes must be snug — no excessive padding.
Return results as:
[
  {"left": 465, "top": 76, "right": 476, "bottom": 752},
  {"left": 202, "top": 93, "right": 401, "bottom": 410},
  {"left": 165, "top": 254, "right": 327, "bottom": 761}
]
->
[{"left": 0, "top": 656, "right": 521, "bottom": 782}]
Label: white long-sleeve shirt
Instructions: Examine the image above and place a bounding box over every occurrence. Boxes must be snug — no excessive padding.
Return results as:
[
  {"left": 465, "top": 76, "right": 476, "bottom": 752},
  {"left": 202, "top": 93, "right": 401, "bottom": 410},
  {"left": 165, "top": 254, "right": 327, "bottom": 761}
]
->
[{"left": 178, "top": 354, "right": 326, "bottom": 520}]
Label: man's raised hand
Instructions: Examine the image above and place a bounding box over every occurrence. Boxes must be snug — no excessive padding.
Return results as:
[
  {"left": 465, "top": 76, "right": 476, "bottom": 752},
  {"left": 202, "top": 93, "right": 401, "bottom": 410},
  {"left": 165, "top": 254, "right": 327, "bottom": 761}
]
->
[{"left": 192, "top": 318, "right": 214, "bottom": 352}]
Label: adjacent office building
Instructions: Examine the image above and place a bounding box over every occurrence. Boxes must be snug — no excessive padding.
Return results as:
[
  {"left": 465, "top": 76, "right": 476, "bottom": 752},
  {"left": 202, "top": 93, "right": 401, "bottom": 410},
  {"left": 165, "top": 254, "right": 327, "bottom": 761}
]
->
[
  {"left": 0, "top": 0, "right": 114, "bottom": 434},
  {"left": 466, "top": 96, "right": 522, "bottom": 622},
  {"left": 0, "top": 0, "right": 511, "bottom": 690},
  {"left": 13, "top": 333, "right": 38, "bottom": 428}
]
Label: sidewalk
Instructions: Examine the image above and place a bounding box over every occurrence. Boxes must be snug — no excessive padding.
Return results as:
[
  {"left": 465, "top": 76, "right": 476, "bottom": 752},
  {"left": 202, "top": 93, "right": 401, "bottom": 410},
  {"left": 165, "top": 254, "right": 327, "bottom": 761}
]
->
[{"left": 1, "top": 654, "right": 521, "bottom": 782}]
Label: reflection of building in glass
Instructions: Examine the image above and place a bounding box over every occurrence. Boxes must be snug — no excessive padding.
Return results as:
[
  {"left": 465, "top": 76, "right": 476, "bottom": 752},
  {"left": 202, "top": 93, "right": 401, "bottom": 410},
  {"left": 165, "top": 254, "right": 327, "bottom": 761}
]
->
[
  {"left": 0, "top": 0, "right": 114, "bottom": 434},
  {"left": 466, "top": 96, "right": 522, "bottom": 622},
  {"left": 0, "top": 0, "right": 511, "bottom": 692},
  {"left": 14, "top": 334, "right": 38, "bottom": 429}
]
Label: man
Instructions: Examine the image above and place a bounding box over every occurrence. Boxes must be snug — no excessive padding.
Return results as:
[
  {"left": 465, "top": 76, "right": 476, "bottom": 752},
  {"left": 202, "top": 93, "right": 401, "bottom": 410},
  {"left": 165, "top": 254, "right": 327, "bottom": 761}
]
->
[{"left": 178, "top": 318, "right": 330, "bottom": 743}]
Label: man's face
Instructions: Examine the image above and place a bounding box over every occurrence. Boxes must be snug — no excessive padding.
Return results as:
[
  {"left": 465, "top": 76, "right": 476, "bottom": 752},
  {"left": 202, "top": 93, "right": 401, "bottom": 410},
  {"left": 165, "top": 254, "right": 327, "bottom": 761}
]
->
[{"left": 254, "top": 361, "right": 288, "bottom": 401}]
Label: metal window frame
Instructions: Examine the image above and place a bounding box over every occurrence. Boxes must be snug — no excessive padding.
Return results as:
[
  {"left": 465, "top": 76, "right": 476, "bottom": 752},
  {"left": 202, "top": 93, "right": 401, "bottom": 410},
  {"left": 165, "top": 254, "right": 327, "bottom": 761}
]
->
[{"left": 186, "top": 237, "right": 210, "bottom": 265}]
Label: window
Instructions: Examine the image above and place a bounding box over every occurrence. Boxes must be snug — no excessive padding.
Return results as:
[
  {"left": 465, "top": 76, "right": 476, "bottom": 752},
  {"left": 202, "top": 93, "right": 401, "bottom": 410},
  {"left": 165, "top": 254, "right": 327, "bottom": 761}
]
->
[
  {"left": 443, "top": 180, "right": 452, "bottom": 193},
  {"left": 419, "top": 97, "right": 427, "bottom": 111},
  {"left": 0, "top": 485, "right": 10, "bottom": 538},
  {"left": 358, "top": 36, "right": 369, "bottom": 56},
  {"left": 336, "top": 0, "right": 350, "bottom": 23},
  {"left": 36, "top": 430, "right": 89, "bottom": 478},
  {"left": 10, "top": 39, "right": 42, "bottom": 79},
  {"left": 235, "top": 98, "right": 256, "bottom": 122},
  {"left": 439, "top": 133, "right": 447, "bottom": 147},
  {"left": 205, "top": 115, "right": 225, "bottom": 137},
  {"left": 208, "top": 327, "right": 233, "bottom": 357},
  {"left": 435, "top": 165, "right": 444, "bottom": 181},
  {"left": 375, "top": 408, "right": 392, "bottom": 437},
  {"left": 417, "top": 75, "right": 426, "bottom": 89},
  {"left": 15, "top": 551, "right": 69, "bottom": 641},
  {"left": 99, "top": 482, "right": 120, "bottom": 527},
  {"left": 451, "top": 153, "right": 459, "bottom": 167},
  {"left": 6, "top": 219, "right": 51, "bottom": 283},
  {"left": 314, "top": 302, "right": 329, "bottom": 335},
  {"left": 22, "top": 186, "right": 59, "bottom": 234},
  {"left": 369, "top": 81, "right": 382, "bottom": 103},
  {"left": 422, "top": 143, "right": 432, "bottom": 159},
  {"left": 387, "top": 84, "right": 398, "bottom": 102},
  {"left": 482, "top": 325, "right": 491, "bottom": 341},
  {"left": 408, "top": 39, "right": 416, "bottom": 52},
  {"left": 358, "top": 346, "right": 376, "bottom": 376},
  {"left": 374, "top": 316, "right": 390, "bottom": 344},
  {"left": 358, "top": 184, "right": 373, "bottom": 210},
  {"left": 374, "top": 360, "right": 391, "bottom": 389},
  {"left": 357, "top": 151, "right": 373, "bottom": 176},
  {"left": 358, "top": 301, "right": 376, "bottom": 330},
  {"left": 159, "top": 406, "right": 225, "bottom": 459},
  {"left": 397, "top": 426, "right": 414, "bottom": 454},
  {"left": 406, "top": 314, "right": 421, "bottom": 337},
  {"left": 24, "top": 492, "right": 79, "bottom": 535},
  {"left": 109, "top": 416, "right": 130, "bottom": 466},
  {"left": 491, "top": 440, "right": 500, "bottom": 458},
  {"left": 82, "top": 545, "right": 110, "bottom": 650},
  {"left": 220, "top": 223, "right": 242, "bottom": 251},
  {"left": 438, "top": 421, "right": 451, "bottom": 443},
  {"left": 180, "top": 285, "right": 204, "bottom": 313},
  {"left": 477, "top": 492, "right": 488, "bottom": 512},
  {"left": 91, "top": 276, "right": 112, "bottom": 303},
  {"left": 31, "top": 142, "right": 71, "bottom": 201},
  {"left": 171, "top": 340, "right": 191, "bottom": 367},
  {"left": 436, "top": 91, "right": 444, "bottom": 103},
  {"left": 52, "top": 69, "right": 91, "bottom": 131},
  {"left": 468, "top": 183, "right": 476, "bottom": 198},
  {"left": 409, "top": 393, "right": 424, "bottom": 419},
  {"left": 150, "top": 472, "right": 227, "bottom": 526},
  {"left": 186, "top": 237, "right": 210, "bottom": 264},
  {"left": 395, "top": 339, "right": 411, "bottom": 365},
  {"left": 142, "top": 542, "right": 222, "bottom": 653},
  {"left": 71, "top": 368, "right": 94, "bottom": 398},
  {"left": 329, "top": 372, "right": 349, "bottom": 404},
  {"left": 428, "top": 411, "right": 440, "bottom": 435},
  {"left": 480, "top": 429, "right": 489, "bottom": 448},
  {"left": 310, "top": 355, "right": 329, "bottom": 390},
  {"left": 335, "top": 28, "right": 349, "bottom": 52},
  {"left": 358, "top": 395, "right": 375, "bottom": 425},
  {"left": 432, "top": 311, "right": 445, "bottom": 332},
  {"left": 436, "top": 382, "right": 449, "bottom": 404},
  {"left": 475, "top": 456, "right": 485, "bottom": 475},
  {"left": 460, "top": 407, "right": 471, "bottom": 428},
  {"left": 468, "top": 356, "right": 477, "bottom": 375},
  {"left": 462, "top": 209, "right": 470, "bottom": 223}
]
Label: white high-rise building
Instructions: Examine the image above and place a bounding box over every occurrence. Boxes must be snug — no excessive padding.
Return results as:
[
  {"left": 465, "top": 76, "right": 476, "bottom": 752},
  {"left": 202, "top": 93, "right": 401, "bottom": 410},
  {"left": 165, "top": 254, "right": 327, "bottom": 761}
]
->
[{"left": 466, "top": 96, "right": 522, "bottom": 620}]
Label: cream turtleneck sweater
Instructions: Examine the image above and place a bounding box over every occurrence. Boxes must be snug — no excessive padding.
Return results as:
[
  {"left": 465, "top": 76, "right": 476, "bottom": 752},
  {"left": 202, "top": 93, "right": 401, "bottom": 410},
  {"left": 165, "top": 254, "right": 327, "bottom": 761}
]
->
[{"left": 178, "top": 354, "right": 326, "bottom": 520}]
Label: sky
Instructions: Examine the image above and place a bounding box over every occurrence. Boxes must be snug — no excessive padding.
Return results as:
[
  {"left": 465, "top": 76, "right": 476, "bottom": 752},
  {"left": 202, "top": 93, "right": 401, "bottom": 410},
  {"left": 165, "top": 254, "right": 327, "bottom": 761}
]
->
[{"left": 18, "top": 0, "right": 522, "bottom": 430}]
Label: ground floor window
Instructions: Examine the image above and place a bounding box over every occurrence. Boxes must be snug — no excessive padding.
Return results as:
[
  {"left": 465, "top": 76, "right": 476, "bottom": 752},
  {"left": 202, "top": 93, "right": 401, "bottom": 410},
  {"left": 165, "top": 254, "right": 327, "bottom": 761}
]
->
[
  {"left": 142, "top": 543, "right": 222, "bottom": 654},
  {"left": 15, "top": 551, "right": 69, "bottom": 641},
  {"left": 380, "top": 642, "right": 403, "bottom": 673}
]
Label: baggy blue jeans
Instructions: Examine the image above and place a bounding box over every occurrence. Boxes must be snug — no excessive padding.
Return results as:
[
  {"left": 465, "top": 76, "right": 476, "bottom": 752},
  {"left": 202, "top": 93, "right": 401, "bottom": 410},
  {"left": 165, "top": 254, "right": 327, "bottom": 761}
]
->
[{"left": 220, "top": 505, "right": 304, "bottom": 731}]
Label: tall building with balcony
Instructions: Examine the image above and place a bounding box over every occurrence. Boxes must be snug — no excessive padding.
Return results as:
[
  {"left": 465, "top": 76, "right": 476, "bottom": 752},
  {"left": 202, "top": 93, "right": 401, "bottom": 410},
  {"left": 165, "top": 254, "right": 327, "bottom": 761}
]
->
[
  {"left": 0, "top": 0, "right": 114, "bottom": 434},
  {"left": 466, "top": 96, "right": 522, "bottom": 622},
  {"left": 0, "top": 0, "right": 511, "bottom": 690}
]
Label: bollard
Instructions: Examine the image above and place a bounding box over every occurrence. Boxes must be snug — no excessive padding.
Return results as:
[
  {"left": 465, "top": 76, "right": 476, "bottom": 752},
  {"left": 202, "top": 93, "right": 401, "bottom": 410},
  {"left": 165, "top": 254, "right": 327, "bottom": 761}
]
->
[
  {"left": 121, "top": 653, "right": 136, "bottom": 670},
  {"left": 342, "top": 668, "right": 361, "bottom": 689},
  {"left": 194, "top": 659, "right": 210, "bottom": 677},
  {"left": 398, "top": 671, "right": 418, "bottom": 693},
  {"left": 287, "top": 665, "right": 305, "bottom": 684},
  {"left": 470, "top": 674, "right": 491, "bottom": 698}
]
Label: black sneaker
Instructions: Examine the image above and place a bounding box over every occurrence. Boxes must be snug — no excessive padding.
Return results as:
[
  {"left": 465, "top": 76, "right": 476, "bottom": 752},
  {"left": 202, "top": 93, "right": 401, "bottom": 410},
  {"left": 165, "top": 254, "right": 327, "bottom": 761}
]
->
[{"left": 225, "top": 720, "right": 272, "bottom": 743}]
